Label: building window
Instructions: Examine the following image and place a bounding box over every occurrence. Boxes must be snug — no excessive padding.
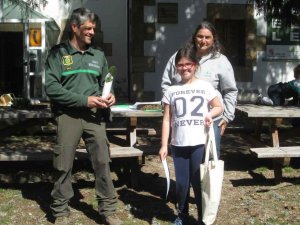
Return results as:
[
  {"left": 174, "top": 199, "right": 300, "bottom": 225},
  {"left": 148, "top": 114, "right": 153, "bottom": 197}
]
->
[{"left": 157, "top": 3, "right": 178, "bottom": 24}]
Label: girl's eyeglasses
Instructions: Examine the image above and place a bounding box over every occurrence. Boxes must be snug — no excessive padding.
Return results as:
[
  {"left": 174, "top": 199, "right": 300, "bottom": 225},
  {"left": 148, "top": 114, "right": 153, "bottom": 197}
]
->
[{"left": 176, "top": 63, "right": 195, "bottom": 70}]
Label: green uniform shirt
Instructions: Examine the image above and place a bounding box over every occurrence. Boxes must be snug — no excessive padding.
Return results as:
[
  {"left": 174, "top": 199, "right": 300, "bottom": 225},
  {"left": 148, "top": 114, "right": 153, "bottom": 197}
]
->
[{"left": 45, "top": 41, "right": 109, "bottom": 113}]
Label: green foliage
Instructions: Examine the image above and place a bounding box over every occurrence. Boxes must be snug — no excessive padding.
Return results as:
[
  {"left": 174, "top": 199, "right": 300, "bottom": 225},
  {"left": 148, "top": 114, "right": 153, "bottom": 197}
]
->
[
  {"left": 108, "top": 65, "right": 117, "bottom": 77},
  {"left": 254, "top": 166, "right": 269, "bottom": 173},
  {"left": 105, "top": 66, "right": 116, "bottom": 82},
  {"left": 7, "top": 0, "right": 83, "bottom": 8},
  {"left": 248, "top": 0, "right": 300, "bottom": 26},
  {"left": 7, "top": 0, "right": 49, "bottom": 9},
  {"left": 265, "top": 217, "right": 290, "bottom": 225},
  {"left": 5, "top": 0, "right": 84, "bottom": 18},
  {"left": 105, "top": 73, "right": 113, "bottom": 82},
  {"left": 283, "top": 166, "right": 296, "bottom": 173}
]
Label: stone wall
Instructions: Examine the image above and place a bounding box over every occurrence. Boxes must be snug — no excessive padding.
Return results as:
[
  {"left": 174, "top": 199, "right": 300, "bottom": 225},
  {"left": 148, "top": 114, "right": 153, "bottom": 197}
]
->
[{"left": 130, "top": 0, "right": 156, "bottom": 101}]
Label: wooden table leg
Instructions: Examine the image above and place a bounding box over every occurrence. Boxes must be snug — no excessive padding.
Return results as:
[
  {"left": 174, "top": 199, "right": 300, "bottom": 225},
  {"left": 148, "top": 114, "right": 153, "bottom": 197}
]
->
[
  {"left": 126, "top": 117, "right": 146, "bottom": 164},
  {"left": 270, "top": 118, "right": 281, "bottom": 148},
  {"left": 273, "top": 158, "right": 284, "bottom": 184},
  {"left": 121, "top": 157, "right": 140, "bottom": 189},
  {"left": 130, "top": 157, "right": 140, "bottom": 189},
  {"left": 270, "top": 118, "right": 290, "bottom": 166},
  {"left": 126, "top": 117, "right": 137, "bottom": 147},
  {"left": 269, "top": 118, "right": 289, "bottom": 183},
  {"left": 254, "top": 118, "right": 263, "bottom": 140}
]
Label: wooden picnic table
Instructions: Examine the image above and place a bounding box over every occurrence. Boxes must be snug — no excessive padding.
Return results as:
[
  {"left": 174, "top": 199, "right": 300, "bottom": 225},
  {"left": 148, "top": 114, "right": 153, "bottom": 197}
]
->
[
  {"left": 0, "top": 105, "right": 163, "bottom": 146},
  {"left": 236, "top": 104, "right": 300, "bottom": 183},
  {"left": 0, "top": 105, "right": 163, "bottom": 188},
  {"left": 111, "top": 105, "right": 162, "bottom": 147}
]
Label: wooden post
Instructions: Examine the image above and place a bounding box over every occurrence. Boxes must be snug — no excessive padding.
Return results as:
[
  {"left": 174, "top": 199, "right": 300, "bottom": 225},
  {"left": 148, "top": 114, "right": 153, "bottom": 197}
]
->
[
  {"left": 254, "top": 118, "right": 263, "bottom": 140},
  {"left": 130, "top": 157, "right": 140, "bottom": 189},
  {"left": 126, "top": 117, "right": 137, "bottom": 146},
  {"left": 270, "top": 118, "right": 280, "bottom": 147},
  {"left": 273, "top": 158, "right": 283, "bottom": 184},
  {"left": 270, "top": 118, "right": 289, "bottom": 183}
]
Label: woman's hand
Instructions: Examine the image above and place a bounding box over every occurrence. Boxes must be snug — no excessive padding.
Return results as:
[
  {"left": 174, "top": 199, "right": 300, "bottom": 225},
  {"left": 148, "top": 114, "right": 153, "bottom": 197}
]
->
[{"left": 218, "top": 119, "right": 228, "bottom": 136}]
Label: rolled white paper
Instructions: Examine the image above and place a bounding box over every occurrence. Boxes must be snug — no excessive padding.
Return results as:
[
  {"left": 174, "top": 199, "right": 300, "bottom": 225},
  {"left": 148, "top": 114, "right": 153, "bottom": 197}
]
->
[
  {"left": 102, "top": 73, "right": 113, "bottom": 98},
  {"left": 162, "top": 158, "right": 170, "bottom": 199}
]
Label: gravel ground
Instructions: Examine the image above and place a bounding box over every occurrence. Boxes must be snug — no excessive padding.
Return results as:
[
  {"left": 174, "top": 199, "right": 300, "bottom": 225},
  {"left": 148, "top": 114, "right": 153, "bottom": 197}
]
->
[{"left": 0, "top": 118, "right": 300, "bottom": 225}]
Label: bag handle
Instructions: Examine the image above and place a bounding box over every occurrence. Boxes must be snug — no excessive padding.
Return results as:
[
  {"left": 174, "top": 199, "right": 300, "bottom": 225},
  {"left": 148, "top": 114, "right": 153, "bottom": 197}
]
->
[{"left": 204, "top": 125, "right": 218, "bottom": 165}]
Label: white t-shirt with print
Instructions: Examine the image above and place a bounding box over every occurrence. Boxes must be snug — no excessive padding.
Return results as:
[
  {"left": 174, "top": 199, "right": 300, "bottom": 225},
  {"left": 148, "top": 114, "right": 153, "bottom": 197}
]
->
[{"left": 162, "top": 79, "right": 217, "bottom": 146}]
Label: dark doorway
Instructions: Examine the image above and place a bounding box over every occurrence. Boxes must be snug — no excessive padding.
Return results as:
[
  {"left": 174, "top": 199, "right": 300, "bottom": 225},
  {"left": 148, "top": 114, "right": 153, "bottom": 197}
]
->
[
  {"left": 0, "top": 31, "right": 24, "bottom": 97},
  {"left": 215, "top": 19, "right": 246, "bottom": 67}
]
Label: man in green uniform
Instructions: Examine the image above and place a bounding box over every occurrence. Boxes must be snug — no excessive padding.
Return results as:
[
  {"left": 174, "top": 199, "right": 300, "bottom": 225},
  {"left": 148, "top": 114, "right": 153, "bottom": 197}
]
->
[{"left": 45, "top": 8, "right": 122, "bottom": 225}]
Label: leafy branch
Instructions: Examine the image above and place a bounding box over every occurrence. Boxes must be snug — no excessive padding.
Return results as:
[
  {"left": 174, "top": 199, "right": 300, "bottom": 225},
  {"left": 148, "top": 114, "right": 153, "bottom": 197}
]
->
[
  {"left": 7, "top": 0, "right": 49, "bottom": 9},
  {"left": 248, "top": 0, "right": 300, "bottom": 26}
]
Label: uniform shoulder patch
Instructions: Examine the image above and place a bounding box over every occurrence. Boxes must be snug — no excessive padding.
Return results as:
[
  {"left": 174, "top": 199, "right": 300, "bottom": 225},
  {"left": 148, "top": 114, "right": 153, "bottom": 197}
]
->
[{"left": 62, "top": 55, "right": 73, "bottom": 66}]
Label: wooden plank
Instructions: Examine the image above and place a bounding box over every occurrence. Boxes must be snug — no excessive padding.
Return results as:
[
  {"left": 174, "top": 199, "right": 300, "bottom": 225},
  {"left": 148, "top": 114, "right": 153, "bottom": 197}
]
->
[
  {"left": 0, "top": 147, "right": 143, "bottom": 161},
  {"left": 77, "top": 147, "right": 143, "bottom": 158},
  {"left": 282, "top": 148, "right": 300, "bottom": 157},
  {"left": 0, "top": 106, "right": 163, "bottom": 119},
  {"left": 111, "top": 147, "right": 143, "bottom": 158},
  {"left": 0, "top": 108, "right": 53, "bottom": 119},
  {"left": 250, "top": 146, "right": 300, "bottom": 158},
  {"left": 111, "top": 104, "right": 162, "bottom": 117},
  {"left": 106, "top": 127, "right": 157, "bottom": 135},
  {"left": 0, "top": 150, "right": 52, "bottom": 161},
  {"left": 236, "top": 104, "right": 300, "bottom": 118},
  {"left": 40, "top": 127, "right": 157, "bottom": 136},
  {"left": 250, "top": 148, "right": 284, "bottom": 157},
  {"left": 111, "top": 109, "right": 163, "bottom": 118}
]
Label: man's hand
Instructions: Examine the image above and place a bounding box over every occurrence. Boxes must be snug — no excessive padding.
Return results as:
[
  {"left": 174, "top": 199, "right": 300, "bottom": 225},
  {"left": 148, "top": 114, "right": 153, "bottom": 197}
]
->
[
  {"left": 218, "top": 119, "right": 228, "bottom": 136},
  {"left": 87, "top": 96, "right": 108, "bottom": 108},
  {"left": 87, "top": 94, "right": 116, "bottom": 109},
  {"left": 105, "top": 93, "right": 116, "bottom": 107}
]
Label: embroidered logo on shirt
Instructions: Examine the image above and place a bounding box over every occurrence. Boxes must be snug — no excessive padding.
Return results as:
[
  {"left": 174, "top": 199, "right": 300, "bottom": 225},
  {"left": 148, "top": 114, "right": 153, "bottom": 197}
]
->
[
  {"left": 88, "top": 63, "right": 100, "bottom": 69},
  {"left": 89, "top": 60, "right": 100, "bottom": 69},
  {"left": 62, "top": 55, "right": 73, "bottom": 66}
]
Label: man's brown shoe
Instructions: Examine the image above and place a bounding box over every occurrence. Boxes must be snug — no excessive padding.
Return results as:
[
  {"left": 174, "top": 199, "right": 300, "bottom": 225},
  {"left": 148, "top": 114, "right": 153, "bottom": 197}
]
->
[
  {"left": 101, "top": 214, "right": 123, "bottom": 225},
  {"left": 54, "top": 216, "right": 70, "bottom": 225}
]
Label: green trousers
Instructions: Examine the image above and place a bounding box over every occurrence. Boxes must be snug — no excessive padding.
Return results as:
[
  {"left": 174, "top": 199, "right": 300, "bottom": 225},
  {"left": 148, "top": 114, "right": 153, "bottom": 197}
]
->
[{"left": 50, "top": 111, "right": 117, "bottom": 218}]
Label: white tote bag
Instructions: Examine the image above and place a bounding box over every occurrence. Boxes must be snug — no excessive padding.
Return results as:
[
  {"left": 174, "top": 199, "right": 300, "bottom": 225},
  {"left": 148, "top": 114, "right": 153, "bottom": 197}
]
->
[{"left": 200, "top": 126, "right": 224, "bottom": 225}]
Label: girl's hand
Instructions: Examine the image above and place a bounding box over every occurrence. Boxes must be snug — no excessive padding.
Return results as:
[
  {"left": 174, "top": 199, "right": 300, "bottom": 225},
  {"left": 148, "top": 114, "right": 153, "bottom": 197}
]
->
[
  {"left": 159, "top": 146, "right": 168, "bottom": 161},
  {"left": 204, "top": 113, "right": 213, "bottom": 127}
]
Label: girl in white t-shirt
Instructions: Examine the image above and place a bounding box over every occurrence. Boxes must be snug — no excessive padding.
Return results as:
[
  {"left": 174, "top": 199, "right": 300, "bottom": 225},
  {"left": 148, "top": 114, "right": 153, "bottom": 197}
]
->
[{"left": 159, "top": 43, "right": 223, "bottom": 225}]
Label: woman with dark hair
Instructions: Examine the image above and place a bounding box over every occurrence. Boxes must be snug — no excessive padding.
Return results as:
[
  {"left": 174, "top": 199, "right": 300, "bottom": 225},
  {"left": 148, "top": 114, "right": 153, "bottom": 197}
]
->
[{"left": 161, "top": 21, "right": 238, "bottom": 158}]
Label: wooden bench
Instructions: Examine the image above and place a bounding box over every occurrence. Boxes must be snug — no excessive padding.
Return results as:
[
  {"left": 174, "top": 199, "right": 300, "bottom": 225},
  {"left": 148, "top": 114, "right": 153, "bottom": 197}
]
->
[
  {"left": 250, "top": 146, "right": 300, "bottom": 183},
  {"left": 77, "top": 147, "right": 143, "bottom": 188},
  {"left": 0, "top": 146, "right": 143, "bottom": 188}
]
